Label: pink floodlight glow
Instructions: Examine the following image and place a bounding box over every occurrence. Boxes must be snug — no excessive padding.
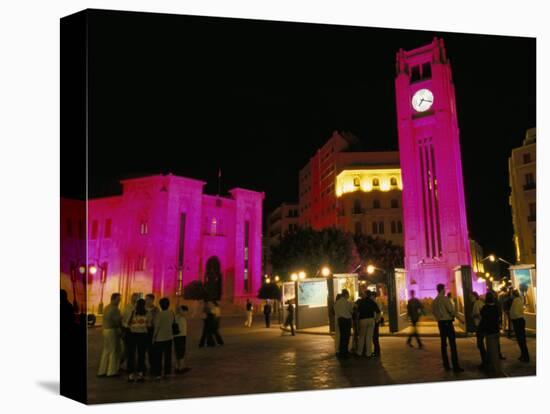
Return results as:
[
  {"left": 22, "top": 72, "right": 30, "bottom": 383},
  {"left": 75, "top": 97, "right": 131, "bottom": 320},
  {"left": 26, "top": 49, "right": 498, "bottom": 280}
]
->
[
  {"left": 77, "top": 173, "right": 264, "bottom": 312},
  {"left": 395, "top": 38, "right": 472, "bottom": 298}
]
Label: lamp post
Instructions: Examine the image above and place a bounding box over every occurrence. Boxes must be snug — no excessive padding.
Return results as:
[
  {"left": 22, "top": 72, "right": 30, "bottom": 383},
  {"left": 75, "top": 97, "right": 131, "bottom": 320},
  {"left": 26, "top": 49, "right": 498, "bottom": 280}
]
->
[
  {"left": 97, "top": 262, "right": 108, "bottom": 314},
  {"left": 321, "top": 266, "right": 336, "bottom": 333}
]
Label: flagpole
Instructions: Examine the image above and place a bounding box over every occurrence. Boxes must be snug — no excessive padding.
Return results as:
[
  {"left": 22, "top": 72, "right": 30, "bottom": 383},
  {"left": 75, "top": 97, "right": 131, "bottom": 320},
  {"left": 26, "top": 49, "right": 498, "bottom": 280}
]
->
[{"left": 217, "top": 168, "right": 221, "bottom": 197}]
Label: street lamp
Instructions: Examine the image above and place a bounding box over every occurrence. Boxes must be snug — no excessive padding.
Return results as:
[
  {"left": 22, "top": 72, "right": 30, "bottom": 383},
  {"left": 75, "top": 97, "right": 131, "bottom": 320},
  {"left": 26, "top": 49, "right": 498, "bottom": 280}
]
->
[
  {"left": 482, "top": 254, "right": 512, "bottom": 266},
  {"left": 274, "top": 275, "right": 280, "bottom": 282},
  {"left": 290, "top": 273, "right": 298, "bottom": 282},
  {"left": 366, "top": 264, "right": 375, "bottom": 275},
  {"left": 321, "top": 266, "right": 335, "bottom": 332},
  {"left": 298, "top": 271, "right": 306, "bottom": 280},
  {"left": 265, "top": 277, "right": 271, "bottom": 284}
]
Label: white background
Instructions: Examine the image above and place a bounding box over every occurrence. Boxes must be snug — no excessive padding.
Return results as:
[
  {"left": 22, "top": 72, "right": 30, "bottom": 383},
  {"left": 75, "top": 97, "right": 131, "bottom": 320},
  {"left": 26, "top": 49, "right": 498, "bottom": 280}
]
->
[{"left": 0, "top": 0, "right": 547, "bottom": 412}]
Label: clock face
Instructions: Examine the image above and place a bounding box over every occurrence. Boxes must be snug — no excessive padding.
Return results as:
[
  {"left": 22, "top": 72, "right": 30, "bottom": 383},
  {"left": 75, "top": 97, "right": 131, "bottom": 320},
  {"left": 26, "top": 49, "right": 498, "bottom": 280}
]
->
[{"left": 411, "top": 89, "right": 434, "bottom": 112}]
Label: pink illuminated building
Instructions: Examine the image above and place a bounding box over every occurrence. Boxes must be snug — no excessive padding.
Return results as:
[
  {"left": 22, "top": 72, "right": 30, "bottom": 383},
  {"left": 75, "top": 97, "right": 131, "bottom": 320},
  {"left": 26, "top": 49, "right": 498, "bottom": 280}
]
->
[
  {"left": 84, "top": 174, "right": 264, "bottom": 311},
  {"left": 395, "top": 38, "right": 472, "bottom": 297}
]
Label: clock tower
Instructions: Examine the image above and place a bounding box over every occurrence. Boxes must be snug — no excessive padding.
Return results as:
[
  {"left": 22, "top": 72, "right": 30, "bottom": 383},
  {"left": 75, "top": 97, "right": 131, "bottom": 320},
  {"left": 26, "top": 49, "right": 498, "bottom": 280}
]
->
[{"left": 395, "top": 38, "right": 472, "bottom": 297}]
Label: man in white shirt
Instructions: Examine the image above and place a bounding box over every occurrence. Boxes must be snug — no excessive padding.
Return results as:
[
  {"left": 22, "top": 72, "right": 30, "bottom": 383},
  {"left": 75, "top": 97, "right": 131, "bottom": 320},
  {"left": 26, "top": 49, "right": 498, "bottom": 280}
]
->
[
  {"left": 510, "top": 289, "right": 530, "bottom": 362},
  {"left": 334, "top": 289, "right": 354, "bottom": 358},
  {"left": 432, "top": 284, "right": 463, "bottom": 372}
]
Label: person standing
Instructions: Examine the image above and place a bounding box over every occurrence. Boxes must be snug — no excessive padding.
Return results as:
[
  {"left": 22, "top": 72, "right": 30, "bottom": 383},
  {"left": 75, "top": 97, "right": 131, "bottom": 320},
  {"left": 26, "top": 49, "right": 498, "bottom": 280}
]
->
[
  {"left": 144, "top": 293, "right": 159, "bottom": 372},
  {"left": 121, "top": 292, "right": 140, "bottom": 370},
  {"left": 174, "top": 305, "right": 191, "bottom": 374},
  {"left": 406, "top": 290, "right": 423, "bottom": 348},
  {"left": 372, "top": 291, "right": 383, "bottom": 356},
  {"left": 432, "top": 284, "right": 463, "bottom": 372},
  {"left": 355, "top": 290, "right": 380, "bottom": 358},
  {"left": 478, "top": 291, "right": 503, "bottom": 376},
  {"left": 211, "top": 301, "right": 224, "bottom": 345},
  {"left": 152, "top": 297, "right": 174, "bottom": 379},
  {"left": 333, "top": 293, "right": 342, "bottom": 354},
  {"left": 334, "top": 289, "right": 354, "bottom": 358},
  {"left": 244, "top": 299, "right": 254, "bottom": 328},
  {"left": 263, "top": 300, "right": 272, "bottom": 328},
  {"left": 510, "top": 289, "right": 530, "bottom": 362},
  {"left": 471, "top": 292, "right": 487, "bottom": 370},
  {"left": 282, "top": 301, "right": 295, "bottom": 336},
  {"left": 199, "top": 300, "right": 216, "bottom": 347},
  {"left": 98, "top": 293, "right": 123, "bottom": 377},
  {"left": 125, "top": 298, "right": 148, "bottom": 382}
]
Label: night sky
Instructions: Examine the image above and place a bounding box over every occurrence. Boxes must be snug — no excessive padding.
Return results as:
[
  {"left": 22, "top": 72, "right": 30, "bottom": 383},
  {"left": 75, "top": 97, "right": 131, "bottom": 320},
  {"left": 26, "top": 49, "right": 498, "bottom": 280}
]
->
[{"left": 81, "top": 9, "right": 535, "bottom": 263}]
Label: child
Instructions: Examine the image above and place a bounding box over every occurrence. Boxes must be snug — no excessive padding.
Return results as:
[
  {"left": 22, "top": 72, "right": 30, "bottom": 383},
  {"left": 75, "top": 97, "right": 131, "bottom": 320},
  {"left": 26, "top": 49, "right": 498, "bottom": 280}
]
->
[{"left": 174, "top": 305, "right": 191, "bottom": 374}]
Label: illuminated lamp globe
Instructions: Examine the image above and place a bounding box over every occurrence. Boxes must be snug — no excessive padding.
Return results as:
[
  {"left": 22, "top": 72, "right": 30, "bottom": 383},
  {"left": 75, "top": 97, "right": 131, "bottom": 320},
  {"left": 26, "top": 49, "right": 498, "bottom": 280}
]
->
[
  {"left": 89, "top": 265, "right": 98, "bottom": 275},
  {"left": 366, "top": 265, "right": 375, "bottom": 275},
  {"left": 265, "top": 278, "right": 271, "bottom": 284},
  {"left": 489, "top": 255, "right": 496, "bottom": 262},
  {"left": 274, "top": 276, "right": 280, "bottom": 282},
  {"left": 321, "top": 267, "right": 331, "bottom": 277},
  {"left": 78, "top": 265, "right": 86, "bottom": 274},
  {"left": 290, "top": 273, "right": 298, "bottom": 282},
  {"left": 298, "top": 271, "right": 306, "bottom": 280}
]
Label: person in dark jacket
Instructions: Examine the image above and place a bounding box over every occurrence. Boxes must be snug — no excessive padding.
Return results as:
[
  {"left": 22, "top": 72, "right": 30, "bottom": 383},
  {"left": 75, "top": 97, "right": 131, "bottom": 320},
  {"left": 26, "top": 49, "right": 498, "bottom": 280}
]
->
[
  {"left": 406, "top": 290, "right": 423, "bottom": 348},
  {"left": 263, "top": 300, "right": 272, "bottom": 328},
  {"left": 478, "top": 291, "right": 503, "bottom": 376},
  {"left": 282, "top": 301, "right": 295, "bottom": 336}
]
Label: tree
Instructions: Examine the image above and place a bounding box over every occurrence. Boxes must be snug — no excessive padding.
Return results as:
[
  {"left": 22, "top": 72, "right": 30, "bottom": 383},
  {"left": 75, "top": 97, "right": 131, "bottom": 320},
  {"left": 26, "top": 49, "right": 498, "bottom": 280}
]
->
[
  {"left": 257, "top": 283, "right": 282, "bottom": 301},
  {"left": 270, "top": 227, "right": 356, "bottom": 280},
  {"left": 354, "top": 234, "right": 404, "bottom": 281},
  {"left": 183, "top": 280, "right": 206, "bottom": 300}
]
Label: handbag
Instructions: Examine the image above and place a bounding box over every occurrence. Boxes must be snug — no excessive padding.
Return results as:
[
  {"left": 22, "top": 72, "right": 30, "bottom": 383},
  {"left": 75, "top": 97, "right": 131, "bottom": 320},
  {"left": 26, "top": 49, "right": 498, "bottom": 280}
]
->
[{"left": 172, "top": 312, "right": 180, "bottom": 336}]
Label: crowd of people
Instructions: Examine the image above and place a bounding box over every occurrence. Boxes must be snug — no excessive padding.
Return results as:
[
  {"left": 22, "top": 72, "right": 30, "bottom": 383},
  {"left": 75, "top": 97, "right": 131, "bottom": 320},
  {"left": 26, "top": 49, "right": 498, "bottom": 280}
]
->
[
  {"left": 97, "top": 292, "right": 191, "bottom": 382},
  {"left": 331, "top": 283, "right": 531, "bottom": 377},
  {"left": 333, "top": 289, "right": 383, "bottom": 358},
  {"left": 68, "top": 280, "right": 532, "bottom": 386}
]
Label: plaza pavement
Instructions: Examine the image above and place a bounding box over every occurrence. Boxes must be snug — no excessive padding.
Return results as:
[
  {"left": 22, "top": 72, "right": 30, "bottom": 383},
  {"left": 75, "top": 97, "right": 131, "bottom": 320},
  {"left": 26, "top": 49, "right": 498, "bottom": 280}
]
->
[{"left": 87, "top": 314, "right": 536, "bottom": 404}]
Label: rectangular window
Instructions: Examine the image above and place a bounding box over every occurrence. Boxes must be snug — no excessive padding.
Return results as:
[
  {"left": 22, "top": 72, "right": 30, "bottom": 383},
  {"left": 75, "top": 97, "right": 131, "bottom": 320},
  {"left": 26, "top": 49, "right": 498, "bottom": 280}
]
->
[
  {"left": 528, "top": 203, "right": 536, "bottom": 222},
  {"left": 379, "top": 221, "right": 385, "bottom": 234},
  {"left": 244, "top": 221, "right": 250, "bottom": 292},
  {"left": 422, "top": 62, "right": 432, "bottom": 79},
  {"left": 410, "top": 65, "right": 421, "bottom": 82},
  {"left": 372, "top": 222, "right": 378, "bottom": 234},
  {"left": 104, "top": 219, "right": 112, "bottom": 238},
  {"left": 136, "top": 255, "right": 146, "bottom": 271},
  {"left": 397, "top": 221, "right": 403, "bottom": 234},
  {"left": 140, "top": 221, "right": 148, "bottom": 235},
  {"left": 523, "top": 153, "right": 532, "bottom": 164},
  {"left": 91, "top": 220, "right": 98, "bottom": 240},
  {"left": 177, "top": 213, "right": 186, "bottom": 268}
]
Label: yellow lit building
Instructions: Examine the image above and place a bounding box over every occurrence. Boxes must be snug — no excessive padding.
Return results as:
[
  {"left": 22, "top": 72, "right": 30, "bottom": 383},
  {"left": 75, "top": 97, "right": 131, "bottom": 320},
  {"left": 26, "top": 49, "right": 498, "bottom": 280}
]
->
[
  {"left": 335, "top": 168, "right": 403, "bottom": 245},
  {"left": 509, "top": 127, "right": 536, "bottom": 265}
]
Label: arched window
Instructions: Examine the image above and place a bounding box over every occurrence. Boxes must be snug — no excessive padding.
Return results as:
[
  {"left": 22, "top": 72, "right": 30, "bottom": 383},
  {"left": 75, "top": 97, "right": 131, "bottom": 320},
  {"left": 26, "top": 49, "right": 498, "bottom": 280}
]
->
[
  {"left": 372, "top": 178, "right": 380, "bottom": 187},
  {"left": 390, "top": 177, "right": 398, "bottom": 186}
]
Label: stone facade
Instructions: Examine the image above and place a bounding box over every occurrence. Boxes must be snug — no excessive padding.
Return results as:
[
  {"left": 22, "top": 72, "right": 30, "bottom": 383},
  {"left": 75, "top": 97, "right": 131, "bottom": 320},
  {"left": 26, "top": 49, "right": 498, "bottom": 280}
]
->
[{"left": 81, "top": 174, "right": 263, "bottom": 312}]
